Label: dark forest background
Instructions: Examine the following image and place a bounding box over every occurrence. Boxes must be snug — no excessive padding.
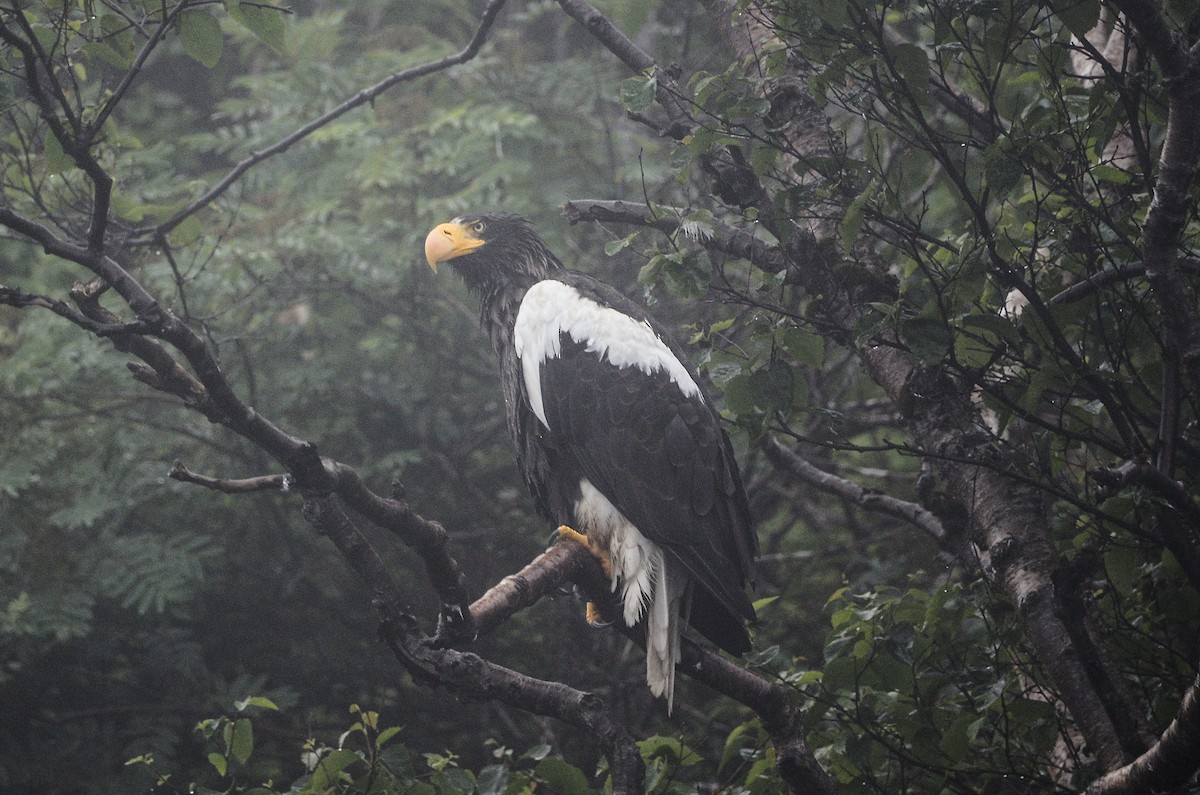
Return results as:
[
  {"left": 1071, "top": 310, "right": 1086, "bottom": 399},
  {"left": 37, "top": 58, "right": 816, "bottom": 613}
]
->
[{"left": 1, "top": 1, "right": 1198, "bottom": 792}]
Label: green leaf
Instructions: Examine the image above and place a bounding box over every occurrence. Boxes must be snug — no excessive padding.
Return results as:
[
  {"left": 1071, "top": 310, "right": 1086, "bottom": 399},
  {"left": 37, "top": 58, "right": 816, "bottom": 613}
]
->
[
  {"left": 777, "top": 325, "right": 825, "bottom": 367},
  {"left": 718, "top": 722, "right": 751, "bottom": 774},
  {"left": 960, "top": 313, "right": 1023, "bottom": 350},
  {"left": 436, "top": 766, "right": 476, "bottom": 794},
  {"left": 840, "top": 177, "right": 879, "bottom": 247},
  {"left": 1091, "top": 164, "right": 1133, "bottom": 184},
  {"left": 178, "top": 10, "right": 223, "bottom": 68},
  {"left": 534, "top": 757, "right": 591, "bottom": 795},
  {"left": 523, "top": 744, "right": 552, "bottom": 761},
  {"left": 309, "top": 749, "right": 361, "bottom": 791},
  {"left": 619, "top": 70, "right": 657, "bottom": 114},
  {"left": 891, "top": 43, "right": 929, "bottom": 97},
  {"left": 983, "top": 141, "right": 1023, "bottom": 197},
  {"left": 235, "top": 695, "right": 279, "bottom": 712},
  {"left": 230, "top": 717, "right": 253, "bottom": 764},
  {"left": 228, "top": 3, "right": 288, "bottom": 53},
  {"left": 752, "top": 595, "right": 779, "bottom": 612},
  {"left": 1105, "top": 547, "right": 1140, "bottom": 595},
  {"left": 1050, "top": 0, "right": 1101, "bottom": 38},
  {"left": 748, "top": 360, "right": 796, "bottom": 414},
  {"left": 638, "top": 736, "right": 700, "bottom": 767},
  {"left": 43, "top": 131, "right": 72, "bottom": 175},
  {"left": 812, "top": 0, "right": 849, "bottom": 27},
  {"left": 900, "top": 315, "right": 953, "bottom": 363},
  {"left": 603, "top": 233, "right": 638, "bottom": 256},
  {"left": 167, "top": 214, "right": 204, "bottom": 247},
  {"left": 938, "top": 713, "right": 977, "bottom": 762},
  {"left": 208, "top": 751, "right": 228, "bottom": 777},
  {"left": 376, "top": 725, "right": 403, "bottom": 748}
]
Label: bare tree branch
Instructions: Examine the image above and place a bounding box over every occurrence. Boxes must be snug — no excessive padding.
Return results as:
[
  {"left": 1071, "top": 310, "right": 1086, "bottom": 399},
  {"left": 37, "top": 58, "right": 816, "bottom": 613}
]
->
[
  {"left": 168, "top": 462, "right": 291, "bottom": 494},
  {"left": 0, "top": 283, "right": 147, "bottom": 337},
  {"left": 762, "top": 436, "right": 952, "bottom": 547},
  {"left": 562, "top": 198, "right": 788, "bottom": 271},
  {"left": 1046, "top": 258, "right": 1200, "bottom": 308},
  {"left": 554, "top": 0, "right": 692, "bottom": 136}
]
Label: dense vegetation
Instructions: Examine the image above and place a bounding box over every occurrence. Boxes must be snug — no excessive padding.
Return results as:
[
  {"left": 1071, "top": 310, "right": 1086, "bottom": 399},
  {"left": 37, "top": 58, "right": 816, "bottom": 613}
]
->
[{"left": 1, "top": 0, "right": 1198, "bottom": 792}]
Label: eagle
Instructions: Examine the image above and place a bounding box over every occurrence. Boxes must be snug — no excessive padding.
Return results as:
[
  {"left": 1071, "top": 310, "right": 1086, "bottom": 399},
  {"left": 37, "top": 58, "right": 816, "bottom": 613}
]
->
[{"left": 424, "top": 212, "right": 758, "bottom": 711}]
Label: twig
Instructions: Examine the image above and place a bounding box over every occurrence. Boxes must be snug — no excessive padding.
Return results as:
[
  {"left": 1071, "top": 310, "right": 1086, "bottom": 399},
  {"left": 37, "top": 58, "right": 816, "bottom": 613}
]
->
[
  {"left": 1091, "top": 459, "right": 1200, "bottom": 526},
  {"left": 87, "top": 1, "right": 188, "bottom": 139},
  {"left": 168, "top": 461, "right": 291, "bottom": 494},
  {"left": 1045, "top": 258, "right": 1200, "bottom": 307},
  {"left": 763, "top": 436, "right": 951, "bottom": 546},
  {"left": 0, "top": 283, "right": 146, "bottom": 337}
]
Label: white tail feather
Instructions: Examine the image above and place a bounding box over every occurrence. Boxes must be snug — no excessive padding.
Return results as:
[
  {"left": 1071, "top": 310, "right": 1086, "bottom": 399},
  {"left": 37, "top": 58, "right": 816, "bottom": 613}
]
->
[
  {"left": 616, "top": 531, "right": 654, "bottom": 627},
  {"left": 644, "top": 557, "right": 684, "bottom": 713}
]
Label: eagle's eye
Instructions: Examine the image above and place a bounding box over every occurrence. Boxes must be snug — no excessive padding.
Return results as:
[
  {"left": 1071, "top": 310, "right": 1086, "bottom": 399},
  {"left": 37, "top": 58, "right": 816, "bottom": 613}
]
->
[{"left": 471, "top": 221, "right": 486, "bottom": 234}]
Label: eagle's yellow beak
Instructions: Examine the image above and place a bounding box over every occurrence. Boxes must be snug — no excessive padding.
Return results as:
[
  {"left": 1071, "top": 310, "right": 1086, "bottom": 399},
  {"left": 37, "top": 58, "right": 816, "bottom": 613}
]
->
[{"left": 424, "top": 221, "right": 485, "bottom": 272}]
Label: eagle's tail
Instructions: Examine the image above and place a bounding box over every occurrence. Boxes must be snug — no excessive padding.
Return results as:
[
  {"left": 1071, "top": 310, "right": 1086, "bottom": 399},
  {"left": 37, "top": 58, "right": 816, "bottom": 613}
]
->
[
  {"left": 645, "top": 555, "right": 686, "bottom": 714},
  {"left": 602, "top": 512, "right": 686, "bottom": 712}
]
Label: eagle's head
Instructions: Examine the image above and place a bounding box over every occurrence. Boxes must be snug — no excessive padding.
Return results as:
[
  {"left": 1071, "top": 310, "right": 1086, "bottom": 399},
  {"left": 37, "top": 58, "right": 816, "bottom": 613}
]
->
[{"left": 424, "top": 212, "right": 560, "bottom": 291}]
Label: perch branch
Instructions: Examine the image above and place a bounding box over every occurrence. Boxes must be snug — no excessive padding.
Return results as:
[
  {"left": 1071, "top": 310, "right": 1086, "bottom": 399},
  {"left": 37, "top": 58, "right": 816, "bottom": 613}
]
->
[
  {"left": 300, "top": 493, "right": 646, "bottom": 795},
  {"left": 325, "top": 461, "right": 475, "bottom": 643},
  {"left": 468, "top": 541, "right": 601, "bottom": 639}
]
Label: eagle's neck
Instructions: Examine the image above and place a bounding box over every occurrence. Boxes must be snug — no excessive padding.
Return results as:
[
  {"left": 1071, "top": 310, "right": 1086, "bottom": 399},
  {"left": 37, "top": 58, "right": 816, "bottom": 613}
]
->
[
  {"left": 457, "top": 246, "right": 563, "bottom": 356},
  {"left": 481, "top": 281, "right": 530, "bottom": 356}
]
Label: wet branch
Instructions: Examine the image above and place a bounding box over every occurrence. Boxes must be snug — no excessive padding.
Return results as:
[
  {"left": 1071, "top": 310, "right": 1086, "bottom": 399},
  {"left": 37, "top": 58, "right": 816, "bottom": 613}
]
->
[
  {"left": 169, "top": 462, "right": 291, "bottom": 494},
  {"left": 1085, "top": 672, "right": 1200, "bottom": 795},
  {"left": 763, "top": 436, "right": 952, "bottom": 548}
]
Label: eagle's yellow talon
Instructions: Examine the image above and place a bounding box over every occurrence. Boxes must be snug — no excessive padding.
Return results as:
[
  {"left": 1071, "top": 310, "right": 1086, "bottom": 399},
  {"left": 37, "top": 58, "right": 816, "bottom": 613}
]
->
[
  {"left": 585, "top": 601, "right": 611, "bottom": 627},
  {"left": 556, "top": 524, "right": 590, "bottom": 546},
  {"left": 557, "top": 524, "right": 613, "bottom": 578}
]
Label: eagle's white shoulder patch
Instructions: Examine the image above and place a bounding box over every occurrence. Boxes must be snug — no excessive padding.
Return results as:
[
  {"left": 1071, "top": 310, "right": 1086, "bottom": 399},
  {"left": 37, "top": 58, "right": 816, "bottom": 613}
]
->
[{"left": 513, "top": 279, "right": 700, "bottom": 429}]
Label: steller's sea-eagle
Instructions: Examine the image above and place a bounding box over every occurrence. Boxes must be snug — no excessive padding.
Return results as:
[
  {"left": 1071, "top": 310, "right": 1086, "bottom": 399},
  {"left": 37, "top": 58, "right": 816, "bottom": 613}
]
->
[{"left": 424, "top": 212, "right": 758, "bottom": 711}]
